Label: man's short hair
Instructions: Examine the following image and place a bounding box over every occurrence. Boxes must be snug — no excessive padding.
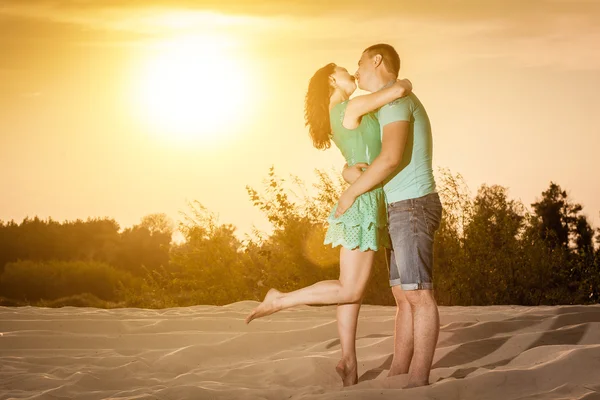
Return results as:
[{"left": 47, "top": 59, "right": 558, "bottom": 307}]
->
[{"left": 363, "top": 43, "right": 400, "bottom": 78}]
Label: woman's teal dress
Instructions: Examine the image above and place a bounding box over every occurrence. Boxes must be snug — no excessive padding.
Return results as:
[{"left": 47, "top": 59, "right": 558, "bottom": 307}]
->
[{"left": 324, "top": 100, "right": 390, "bottom": 251}]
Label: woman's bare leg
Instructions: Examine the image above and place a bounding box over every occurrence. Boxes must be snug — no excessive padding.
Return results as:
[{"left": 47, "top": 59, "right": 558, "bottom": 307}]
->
[
  {"left": 245, "top": 248, "right": 374, "bottom": 322},
  {"left": 335, "top": 248, "right": 374, "bottom": 386},
  {"left": 336, "top": 302, "right": 361, "bottom": 386},
  {"left": 245, "top": 248, "right": 375, "bottom": 387}
]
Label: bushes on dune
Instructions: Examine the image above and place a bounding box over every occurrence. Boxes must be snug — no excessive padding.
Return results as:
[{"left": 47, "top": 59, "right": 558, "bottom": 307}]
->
[
  {"left": 0, "top": 260, "right": 137, "bottom": 303},
  {"left": 0, "top": 168, "right": 598, "bottom": 308}
]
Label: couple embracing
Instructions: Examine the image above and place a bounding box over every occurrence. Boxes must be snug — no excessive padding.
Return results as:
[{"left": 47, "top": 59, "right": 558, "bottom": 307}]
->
[{"left": 246, "top": 43, "right": 443, "bottom": 389}]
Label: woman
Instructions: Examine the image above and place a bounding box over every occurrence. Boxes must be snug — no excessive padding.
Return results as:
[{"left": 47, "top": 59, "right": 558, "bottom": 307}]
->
[{"left": 245, "top": 63, "right": 412, "bottom": 386}]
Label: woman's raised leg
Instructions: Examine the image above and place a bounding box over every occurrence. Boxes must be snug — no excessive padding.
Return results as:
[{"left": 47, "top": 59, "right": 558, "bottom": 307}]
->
[{"left": 245, "top": 248, "right": 374, "bottom": 324}]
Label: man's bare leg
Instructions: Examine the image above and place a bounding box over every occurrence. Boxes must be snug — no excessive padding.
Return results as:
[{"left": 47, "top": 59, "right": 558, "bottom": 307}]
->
[
  {"left": 388, "top": 285, "right": 414, "bottom": 377},
  {"left": 404, "top": 289, "right": 439, "bottom": 388}
]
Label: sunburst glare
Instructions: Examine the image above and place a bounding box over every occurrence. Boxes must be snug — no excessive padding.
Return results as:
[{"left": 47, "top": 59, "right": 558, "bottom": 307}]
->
[{"left": 132, "top": 34, "right": 252, "bottom": 145}]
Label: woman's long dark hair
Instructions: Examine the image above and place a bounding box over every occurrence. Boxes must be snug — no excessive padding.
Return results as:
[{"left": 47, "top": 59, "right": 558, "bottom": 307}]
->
[{"left": 304, "top": 63, "right": 336, "bottom": 150}]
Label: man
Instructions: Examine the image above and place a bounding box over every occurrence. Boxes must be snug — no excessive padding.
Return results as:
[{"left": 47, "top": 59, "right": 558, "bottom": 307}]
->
[{"left": 335, "top": 43, "right": 443, "bottom": 388}]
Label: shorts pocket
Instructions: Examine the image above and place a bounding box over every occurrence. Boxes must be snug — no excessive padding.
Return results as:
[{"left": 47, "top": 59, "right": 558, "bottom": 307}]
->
[{"left": 421, "top": 203, "right": 442, "bottom": 235}]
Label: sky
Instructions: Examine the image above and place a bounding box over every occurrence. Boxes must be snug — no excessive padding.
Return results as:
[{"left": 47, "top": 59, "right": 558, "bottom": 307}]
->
[{"left": 1, "top": 0, "right": 599, "bottom": 239}]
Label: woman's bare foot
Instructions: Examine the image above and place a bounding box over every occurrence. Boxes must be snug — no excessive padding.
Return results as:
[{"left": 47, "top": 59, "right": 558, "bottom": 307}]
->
[
  {"left": 335, "top": 358, "right": 358, "bottom": 387},
  {"left": 245, "top": 289, "right": 283, "bottom": 324},
  {"left": 404, "top": 379, "right": 429, "bottom": 389}
]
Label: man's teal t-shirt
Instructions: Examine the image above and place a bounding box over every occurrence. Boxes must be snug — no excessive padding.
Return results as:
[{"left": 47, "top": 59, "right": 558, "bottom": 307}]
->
[{"left": 377, "top": 92, "right": 436, "bottom": 204}]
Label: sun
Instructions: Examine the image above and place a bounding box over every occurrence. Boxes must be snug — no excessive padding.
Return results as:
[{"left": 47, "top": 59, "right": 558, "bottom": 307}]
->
[{"left": 133, "top": 35, "right": 250, "bottom": 145}]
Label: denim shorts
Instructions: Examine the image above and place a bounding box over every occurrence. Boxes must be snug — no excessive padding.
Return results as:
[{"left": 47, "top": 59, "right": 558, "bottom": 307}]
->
[{"left": 387, "top": 192, "right": 443, "bottom": 290}]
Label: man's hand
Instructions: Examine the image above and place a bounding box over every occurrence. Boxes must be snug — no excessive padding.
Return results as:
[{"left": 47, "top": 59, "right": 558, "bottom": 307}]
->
[
  {"left": 335, "top": 189, "right": 358, "bottom": 218},
  {"left": 342, "top": 163, "right": 369, "bottom": 184}
]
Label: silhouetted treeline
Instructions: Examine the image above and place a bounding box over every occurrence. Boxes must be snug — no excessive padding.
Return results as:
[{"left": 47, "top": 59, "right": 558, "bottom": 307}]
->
[
  {"left": 1, "top": 167, "right": 598, "bottom": 308},
  {"left": 0, "top": 214, "right": 171, "bottom": 276}
]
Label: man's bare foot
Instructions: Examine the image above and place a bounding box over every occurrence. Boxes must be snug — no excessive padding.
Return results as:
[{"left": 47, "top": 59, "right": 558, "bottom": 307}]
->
[
  {"left": 335, "top": 358, "right": 358, "bottom": 387},
  {"left": 245, "top": 289, "right": 283, "bottom": 324}
]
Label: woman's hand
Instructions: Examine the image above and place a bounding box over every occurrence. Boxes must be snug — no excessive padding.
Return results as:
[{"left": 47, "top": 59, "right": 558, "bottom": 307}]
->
[
  {"left": 393, "top": 78, "right": 412, "bottom": 96},
  {"left": 342, "top": 163, "right": 369, "bottom": 184}
]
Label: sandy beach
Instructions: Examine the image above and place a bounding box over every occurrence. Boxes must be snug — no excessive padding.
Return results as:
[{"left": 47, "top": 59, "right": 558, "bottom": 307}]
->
[{"left": 1, "top": 303, "right": 600, "bottom": 399}]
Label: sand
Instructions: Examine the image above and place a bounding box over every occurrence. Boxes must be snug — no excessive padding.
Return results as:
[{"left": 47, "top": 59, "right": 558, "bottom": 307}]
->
[{"left": 1, "top": 303, "right": 600, "bottom": 399}]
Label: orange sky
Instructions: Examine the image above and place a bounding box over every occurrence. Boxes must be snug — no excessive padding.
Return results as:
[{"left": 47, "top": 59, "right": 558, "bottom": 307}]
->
[{"left": 1, "top": 0, "right": 599, "bottom": 238}]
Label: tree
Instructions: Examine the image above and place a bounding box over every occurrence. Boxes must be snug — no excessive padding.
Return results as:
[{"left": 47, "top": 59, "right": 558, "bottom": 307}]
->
[
  {"left": 432, "top": 169, "right": 472, "bottom": 305},
  {"left": 462, "top": 184, "right": 526, "bottom": 304},
  {"left": 575, "top": 215, "right": 595, "bottom": 256},
  {"left": 140, "top": 213, "right": 175, "bottom": 238},
  {"left": 531, "top": 182, "right": 582, "bottom": 250}
]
